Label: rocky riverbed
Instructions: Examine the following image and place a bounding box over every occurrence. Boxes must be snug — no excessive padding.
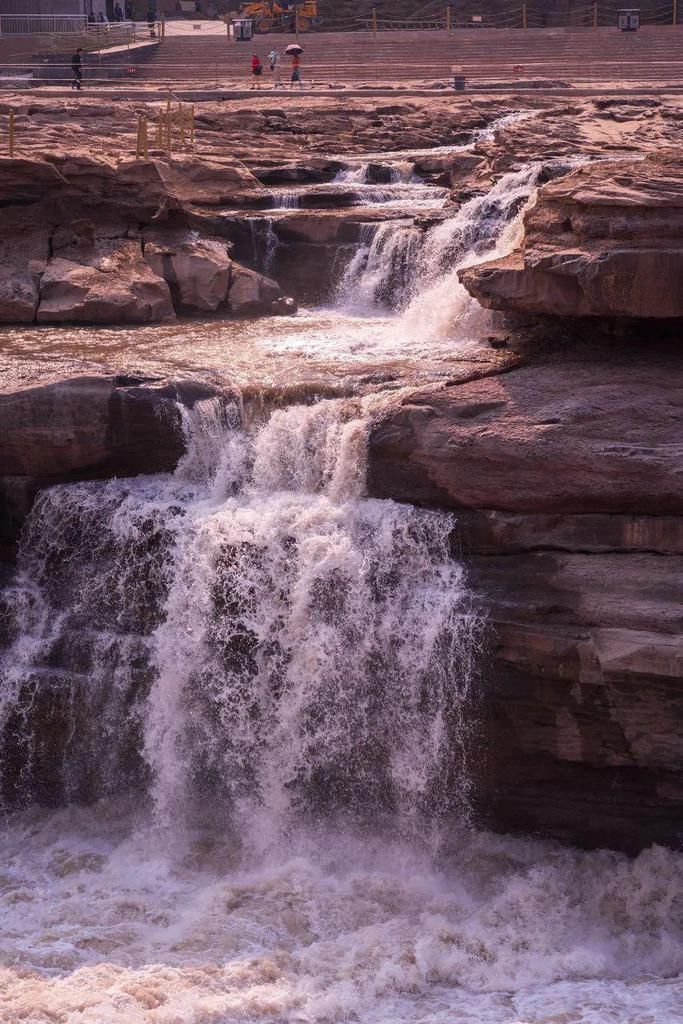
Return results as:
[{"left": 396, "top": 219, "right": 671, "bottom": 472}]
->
[{"left": 0, "top": 89, "right": 681, "bottom": 857}]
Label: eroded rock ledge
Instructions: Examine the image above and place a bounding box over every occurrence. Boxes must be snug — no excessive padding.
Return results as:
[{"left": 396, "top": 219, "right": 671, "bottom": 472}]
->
[
  {"left": 368, "top": 358, "right": 683, "bottom": 852},
  {"left": 460, "top": 151, "right": 683, "bottom": 319},
  {"left": 0, "top": 154, "right": 294, "bottom": 325}
]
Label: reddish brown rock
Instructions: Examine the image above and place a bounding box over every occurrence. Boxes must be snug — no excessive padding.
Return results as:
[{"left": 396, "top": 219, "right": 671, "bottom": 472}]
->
[
  {"left": 460, "top": 151, "right": 683, "bottom": 319},
  {"left": 0, "top": 375, "right": 226, "bottom": 480},
  {"left": 144, "top": 231, "right": 234, "bottom": 313},
  {"left": 36, "top": 240, "right": 174, "bottom": 325},
  {"left": 368, "top": 362, "right": 683, "bottom": 515},
  {"left": 369, "top": 359, "right": 683, "bottom": 851}
]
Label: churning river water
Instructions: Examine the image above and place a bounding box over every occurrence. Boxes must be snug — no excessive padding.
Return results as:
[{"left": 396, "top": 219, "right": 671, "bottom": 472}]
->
[{"left": 0, "top": 128, "right": 681, "bottom": 1024}]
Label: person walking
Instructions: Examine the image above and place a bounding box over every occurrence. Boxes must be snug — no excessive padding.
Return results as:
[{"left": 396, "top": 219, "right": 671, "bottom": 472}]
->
[
  {"left": 71, "top": 47, "right": 83, "bottom": 91},
  {"left": 290, "top": 53, "right": 303, "bottom": 89},
  {"left": 250, "top": 53, "right": 263, "bottom": 89},
  {"left": 268, "top": 48, "right": 282, "bottom": 88}
]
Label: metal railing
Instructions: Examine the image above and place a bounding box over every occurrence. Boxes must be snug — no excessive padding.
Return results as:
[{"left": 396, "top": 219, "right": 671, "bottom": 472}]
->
[
  {"left": 329, "top": 3, "right": 682, "bottom": 31},
  {"left": 0, "top": 16, "right": 160, "bottom": 39},
  {"left": 0, "top": 15, "right": 87, "bottom": 35},
  {"left": 0, "top": 20, "right": 165, "bottom": 56}
]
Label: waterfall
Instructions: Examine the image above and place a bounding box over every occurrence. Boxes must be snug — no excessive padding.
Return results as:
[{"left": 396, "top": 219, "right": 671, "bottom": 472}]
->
[
  {"left": 337, "top": 164, "right": 540, "bottom": 336},
  {"left": 248, "top": 217, "right": 280, "bottom": 274},
  {"left": 273, "top": 190, "right": 301, "bottom": 209},
  {"left": 0, "top": 398, "right": 480, "bottom": 850}
]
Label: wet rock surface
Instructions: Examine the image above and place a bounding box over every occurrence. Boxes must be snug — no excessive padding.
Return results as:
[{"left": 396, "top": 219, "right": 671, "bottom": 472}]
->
[{"left": 0, "top": 374, "right": 228, "bottom": 481}]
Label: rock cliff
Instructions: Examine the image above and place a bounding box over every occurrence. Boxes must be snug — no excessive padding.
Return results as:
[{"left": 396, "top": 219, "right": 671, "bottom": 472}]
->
[{"left": 367, "top": 356, "right": 682, "bottom": 852}]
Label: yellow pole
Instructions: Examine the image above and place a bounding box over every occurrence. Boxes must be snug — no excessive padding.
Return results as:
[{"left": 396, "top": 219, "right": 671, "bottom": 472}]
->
[
  {"left": 8, "top": 108, "right": 15, "bottom": 158},
  {"left": 179, "top": 103, "right": 186, "bottom": 146},
  {"left": 522, "top": 2, "right": 527, "bottom": 29},
  {"left": 446, "top": 5, "right": 451, "bottom": 33},
  {"left": 593, "top": 2, "right": 598, "bottom": 29},
  {"left": 372, "top": 6, "right": 377, "bottom": 36}
]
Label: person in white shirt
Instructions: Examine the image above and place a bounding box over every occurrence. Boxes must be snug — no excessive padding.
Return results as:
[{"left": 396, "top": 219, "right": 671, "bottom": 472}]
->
[{"left": 268, "top": 49, "right": 282, "bottom": 88}]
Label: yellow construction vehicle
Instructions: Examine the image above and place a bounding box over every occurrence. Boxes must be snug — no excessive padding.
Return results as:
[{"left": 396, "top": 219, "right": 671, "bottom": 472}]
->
[{"left": 237, "top": 0, "right": 320, "bottom": 34}]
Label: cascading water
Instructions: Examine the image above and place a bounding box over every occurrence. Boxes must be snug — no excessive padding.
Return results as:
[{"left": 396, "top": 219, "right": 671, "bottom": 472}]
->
[
  {"left": 337, "top": 164, "right": 540, "bottom": 333},
  {"left": 248, "top": 216, "right": 280, "bottom": 274},
  {"left": 1, "top": 111, "right": 682, "bottom": 1024},
  {"left": 0, "top": 397, "right": 480, "bottom": 851}
]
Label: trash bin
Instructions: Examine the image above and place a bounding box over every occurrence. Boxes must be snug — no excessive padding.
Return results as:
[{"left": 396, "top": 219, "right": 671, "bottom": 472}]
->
[
  {"left": 230, "top": 18, "right": 254, "bottom": 42},
  {"left": 452, "top": 65, "right": 466, "bottom": 91},
  {"left": 617, "top": 8, "right": 640, "bottom": 30}
]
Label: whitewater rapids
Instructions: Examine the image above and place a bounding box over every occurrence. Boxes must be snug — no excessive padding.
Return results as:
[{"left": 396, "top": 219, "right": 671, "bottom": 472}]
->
[{"left": 1, "top": 805, "right": 681, "bottom": 1024}]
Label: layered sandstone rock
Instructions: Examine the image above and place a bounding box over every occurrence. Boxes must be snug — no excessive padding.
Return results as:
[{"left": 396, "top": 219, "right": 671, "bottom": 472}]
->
[
  {"left": 144, "top": 231, "right": 234, "bottom": 313},
  {"left": 368, "top": 362, "right": 683, "bottom": 514},
  {"left": 460, "top": 151, "right": 683, "bottom": 319},
  {"left": 0, "top": 375, "right": 227, "bottom": 481},
  {"left": 368, "top": 358, "right": 683, "bottom": 851},
  {"left": 0, "top": 154, "right": 294, "bottom": 324},
  {"left": 37, "top": 241, "right": 174, "bottom": 325}
]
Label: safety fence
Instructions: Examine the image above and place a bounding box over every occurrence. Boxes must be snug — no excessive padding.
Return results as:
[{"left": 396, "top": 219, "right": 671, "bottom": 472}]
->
[
  {"left": 0, "top": 18, "right": 163, "bottom": 47},
  {"left": 324, "top": 2, "right": 682, "bottom": 31}
]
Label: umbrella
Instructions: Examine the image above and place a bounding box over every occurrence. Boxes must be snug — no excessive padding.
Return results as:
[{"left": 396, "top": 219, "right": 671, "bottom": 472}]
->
[{"left": 285, "top": 44, "right": 304, "bottom": 55}]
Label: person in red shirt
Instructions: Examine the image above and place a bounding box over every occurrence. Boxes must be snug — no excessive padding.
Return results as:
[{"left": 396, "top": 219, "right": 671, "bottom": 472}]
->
[{"left": 251, "top": 54, "right": 263, "bottom": 90}]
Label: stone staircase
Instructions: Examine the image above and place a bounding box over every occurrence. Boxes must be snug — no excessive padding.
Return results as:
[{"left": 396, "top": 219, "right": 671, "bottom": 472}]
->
[{"left": 130, "top": 25, "right": 683, "bottom": 86}]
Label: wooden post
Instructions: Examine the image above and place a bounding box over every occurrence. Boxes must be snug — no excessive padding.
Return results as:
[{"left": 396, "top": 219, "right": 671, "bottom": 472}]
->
[
  {"left": 673, "top": 0, "right": 677, "bottom": 25},
  {"left": 166, "top": 110, "right": 172, "bottom": 155},
  {"left": 136, "top": 113, "right": 142, "bottom": 159},
  {"left": 593, "top": 2, "right": 598, "bottom": 29},
  {"left": 179, "top": 103, "right": 186, "bottom": 146},
  {"left": 522, "top": 2, "right": 527, "bottom": 29},
  {"left": 372, "top": 6, "right": 377, "bottom": 36},
  {"left": 8, "top": 108, "right": 15, "bottom": 158},
  {"left": 157, "top": 110, "right": 163, "bottom": 147},
  {"left": 141, "top": 115, "right": 148, "bottom": 159},
  {"left": 446, "top": 5, "right": 451, "bottom": 33},
  {"left": 190, "top": 103, "right": 195, "bottom": 146}
]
